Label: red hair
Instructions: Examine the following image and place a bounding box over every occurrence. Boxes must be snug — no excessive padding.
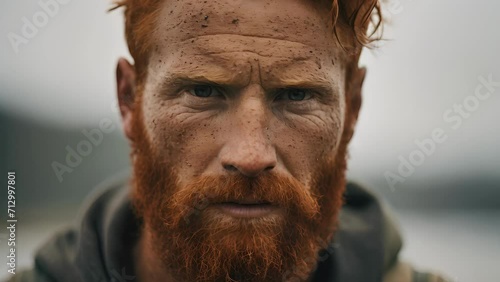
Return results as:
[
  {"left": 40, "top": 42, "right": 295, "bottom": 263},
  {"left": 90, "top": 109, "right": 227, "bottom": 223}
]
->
[{"left": 110, "top": 0, "right": 383, "bottom": 84}]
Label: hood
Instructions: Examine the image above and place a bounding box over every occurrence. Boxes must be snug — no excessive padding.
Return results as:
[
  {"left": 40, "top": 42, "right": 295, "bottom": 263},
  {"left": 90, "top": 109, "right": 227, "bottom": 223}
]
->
[{"left": 20, "top": 173, "right": 403, "bottom": 282}]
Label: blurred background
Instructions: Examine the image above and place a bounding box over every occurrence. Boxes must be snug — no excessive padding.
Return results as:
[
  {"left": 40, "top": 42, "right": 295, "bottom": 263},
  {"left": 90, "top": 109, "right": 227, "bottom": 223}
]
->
[{"left": 1, "top": 0, "right": 499, "bottom": 281}]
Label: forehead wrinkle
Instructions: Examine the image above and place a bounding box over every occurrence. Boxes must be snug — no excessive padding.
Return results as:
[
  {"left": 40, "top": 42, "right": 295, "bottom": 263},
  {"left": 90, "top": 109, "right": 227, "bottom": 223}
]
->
[
  {"left": 173, "top": 34, "right": 329, "bottom": 62},
  {"left": 192, "top": 50, "right": 311, "bottom": 60},
  {"left": 180, "top": 33, "right": 316, "bottom": 49}
]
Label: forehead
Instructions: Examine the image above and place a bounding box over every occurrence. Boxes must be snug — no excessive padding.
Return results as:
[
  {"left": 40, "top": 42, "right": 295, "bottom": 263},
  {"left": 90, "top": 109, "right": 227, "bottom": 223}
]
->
[
  {"left": 148, "top": 0, "right": 344, "bottom": 85},
  {"left": 155, "top": 0, "right": 335, "bottom": 44}
]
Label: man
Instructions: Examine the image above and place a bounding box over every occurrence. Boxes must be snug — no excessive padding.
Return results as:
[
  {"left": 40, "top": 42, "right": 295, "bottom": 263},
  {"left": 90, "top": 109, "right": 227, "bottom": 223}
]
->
[{"left": 9, "top": 0, "right": 449, "bottom": 281}]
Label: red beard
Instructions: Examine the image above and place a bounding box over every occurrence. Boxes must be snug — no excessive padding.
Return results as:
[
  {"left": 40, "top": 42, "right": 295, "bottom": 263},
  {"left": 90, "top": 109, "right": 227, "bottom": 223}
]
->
[{"left": 130, "top": 107, "right": 349, "bottom": 281}]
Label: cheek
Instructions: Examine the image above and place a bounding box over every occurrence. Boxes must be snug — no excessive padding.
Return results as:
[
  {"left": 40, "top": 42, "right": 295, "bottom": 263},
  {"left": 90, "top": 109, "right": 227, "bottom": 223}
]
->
[
  {"left": 273, "top": 107, "right": 344, "bottom": 182},
  {"left": 142, "top": 95, "right": 223, "bottom": 178}
]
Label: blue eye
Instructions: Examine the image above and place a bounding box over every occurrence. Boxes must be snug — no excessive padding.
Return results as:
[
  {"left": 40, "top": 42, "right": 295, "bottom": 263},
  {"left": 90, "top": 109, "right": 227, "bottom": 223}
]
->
[
  {"left": 190, "top": 85, "right": 215, "bottom": 97},
  {"left": 275, "top": 89, "right": 311, "bottom": 101},
  {"left": 287, "top": 89, "right": 307, "bottom": 101}
]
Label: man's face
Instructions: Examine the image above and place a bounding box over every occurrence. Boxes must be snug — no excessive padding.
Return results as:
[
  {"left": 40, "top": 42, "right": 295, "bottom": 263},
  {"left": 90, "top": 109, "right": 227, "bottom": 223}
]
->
[
  {"left": 119, "top": 0, "right": 363, "bottom": 281},
  {"left": 142, "top": 0, "right": 346, "bottom": 194}
]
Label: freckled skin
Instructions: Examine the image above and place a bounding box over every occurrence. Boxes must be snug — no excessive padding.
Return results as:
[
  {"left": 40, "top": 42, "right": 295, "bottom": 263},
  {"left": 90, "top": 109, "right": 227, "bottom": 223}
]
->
[
  {"left": 117, "top": 0, "right": 367, "bottom": 281},
  {"left": 140, "top": 0, "right": 347, "bottom": 188}
]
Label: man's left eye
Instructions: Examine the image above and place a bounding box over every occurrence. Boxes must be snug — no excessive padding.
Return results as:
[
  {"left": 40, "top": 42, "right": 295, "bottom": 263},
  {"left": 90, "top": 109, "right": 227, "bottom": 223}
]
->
[
  {"left": 188, "top": 85, "right": 221, "bottom": 98},
  {"left": 275, "top": 89, "right": 312, "bottom": 101}
]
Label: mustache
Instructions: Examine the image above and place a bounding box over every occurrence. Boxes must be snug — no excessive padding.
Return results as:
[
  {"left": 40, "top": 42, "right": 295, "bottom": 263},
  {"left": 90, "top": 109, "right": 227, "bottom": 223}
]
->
[{"left": 164, "top": 172, "right": 321, "bottom": 225}]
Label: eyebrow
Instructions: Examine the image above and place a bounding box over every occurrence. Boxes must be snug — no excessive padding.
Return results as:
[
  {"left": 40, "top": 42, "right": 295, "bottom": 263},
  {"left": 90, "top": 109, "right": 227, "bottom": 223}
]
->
[
  {"left": 269, "top": 77, "right": 335, "bottom": 93},
  {"left": 158, "top": 62, "right": 337, "bottom": 97},
  {"left": 159, "top": 66, "right": 249, "bottom": 93}
]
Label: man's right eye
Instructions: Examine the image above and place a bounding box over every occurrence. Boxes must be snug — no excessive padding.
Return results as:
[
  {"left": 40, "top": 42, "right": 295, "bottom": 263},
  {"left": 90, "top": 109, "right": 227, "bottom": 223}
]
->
[{"left": 188, "top": 85, "right": 219, "bottom": 98}]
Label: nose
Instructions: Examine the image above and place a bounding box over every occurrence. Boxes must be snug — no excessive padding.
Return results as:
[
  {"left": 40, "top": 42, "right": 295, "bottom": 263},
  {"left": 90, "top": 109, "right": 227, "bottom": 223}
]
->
[
  {"left": 219, "top": 89, "right": 277, "bottom": 177},
  {"left": 221, "top": 145, "right": 277, "bottom": 177}
]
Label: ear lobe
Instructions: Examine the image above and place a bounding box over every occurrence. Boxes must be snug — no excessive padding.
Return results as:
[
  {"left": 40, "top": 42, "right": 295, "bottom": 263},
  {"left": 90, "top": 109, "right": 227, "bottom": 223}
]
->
[{"left": 116, "top": 58, "right": 136, "bottom": 141}]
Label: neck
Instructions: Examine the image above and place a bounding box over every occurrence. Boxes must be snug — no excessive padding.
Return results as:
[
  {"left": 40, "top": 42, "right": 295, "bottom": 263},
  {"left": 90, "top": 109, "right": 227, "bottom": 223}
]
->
[{"left": 133, "top": 227, "right": 178, "bottom": 282}]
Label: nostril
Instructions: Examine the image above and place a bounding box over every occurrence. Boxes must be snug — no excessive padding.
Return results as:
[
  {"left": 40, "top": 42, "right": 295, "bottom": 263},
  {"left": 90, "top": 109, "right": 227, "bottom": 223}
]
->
[
  {"left": 264, "top": 165, "right": 274, "bottom": 171},
  {"left": 223, "top": 164, "right": 238, "bottom": 171}
]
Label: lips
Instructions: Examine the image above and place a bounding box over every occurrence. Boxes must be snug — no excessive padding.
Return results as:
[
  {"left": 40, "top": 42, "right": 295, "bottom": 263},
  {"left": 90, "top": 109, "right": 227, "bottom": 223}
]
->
[
  {"left": 212, "top": 201, "right": 279, "bottom": 218},
  {"left": 222, "top": 200, "right": 271, "bottom": 205}
]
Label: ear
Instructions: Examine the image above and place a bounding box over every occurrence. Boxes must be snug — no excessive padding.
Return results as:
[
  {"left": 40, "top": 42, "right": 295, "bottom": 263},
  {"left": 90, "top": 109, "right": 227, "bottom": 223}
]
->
[
  {"left": 344, "top": 63, "right": 366, "bottom": 142},
  {"left": 116, "top": 58, "right": 136, "bottom": 141}
]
